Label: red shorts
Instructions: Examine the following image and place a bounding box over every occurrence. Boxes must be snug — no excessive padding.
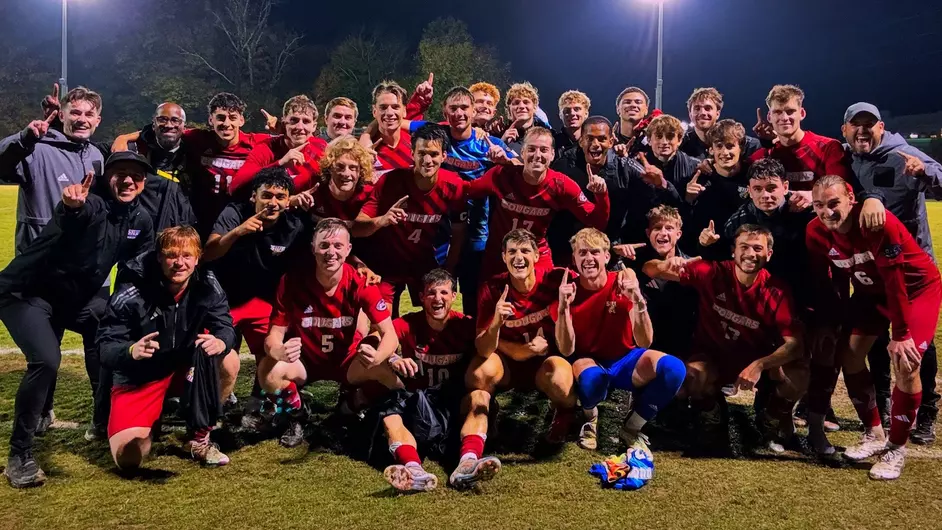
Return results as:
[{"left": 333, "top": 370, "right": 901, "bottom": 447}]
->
[
  {"left": 497, "top": 354, "right": 552, "bottom": 392},
  {"left": 299, "top": 331, "right": 365, "bottom": 385},
  {"left": 231, "top": 298, "right": 272, "bottom": 358},
  {"left": 850, "top": 284, "right": 941, "bottom": 356},
  {"left": 108, "top": 369, "right": 188, "bottom": 439}
]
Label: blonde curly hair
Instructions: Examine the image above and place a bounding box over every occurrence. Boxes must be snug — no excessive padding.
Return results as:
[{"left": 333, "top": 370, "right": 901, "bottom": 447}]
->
[{"left": 319, "top": 136, "right": 376, "bottom": 188}]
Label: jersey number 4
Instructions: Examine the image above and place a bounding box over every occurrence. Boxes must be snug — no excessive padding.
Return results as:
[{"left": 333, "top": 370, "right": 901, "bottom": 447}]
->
[{"left": 408, "top": 228, "right": 422, "bottom": 243}]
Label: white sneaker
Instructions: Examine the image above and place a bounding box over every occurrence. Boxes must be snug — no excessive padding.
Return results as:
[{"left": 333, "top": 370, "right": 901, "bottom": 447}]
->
[
  {"left": 383, "top": 463, "right": 439, "bottom": 493},
  {"left": 844, "top": 431, "right": 887, "bottom": 461},
  {"left": 578, "top": 409, "right": 599, "bottom": 450},
  {"left": 869, "top": 445, "right": 906, "bottom": 480}
]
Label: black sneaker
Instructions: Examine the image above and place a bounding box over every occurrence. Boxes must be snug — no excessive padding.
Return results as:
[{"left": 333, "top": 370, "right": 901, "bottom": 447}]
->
[
  {"left": 877, "top": 396, "right": 891, "bottom": 430},
  {"left": 4, "top": 452, "right": 46, "bottom": 488},
  {"left": 279, "top": 420, "right": 305, "bottom": 448},
  {"left": 84, "top": 424, "right": 107, "bottom": 442},
  {"left": 36, "top": 410, "right": 55, "bottom": 436},
  {"left": 910, "top": 412, "right": 937, "bottom": 445}
]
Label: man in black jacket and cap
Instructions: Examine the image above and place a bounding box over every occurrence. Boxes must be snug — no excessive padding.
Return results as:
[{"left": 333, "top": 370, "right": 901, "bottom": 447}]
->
[
  {"left": 99, "top": 226, "right": 236, "bottom": 471},
  {"left": 0, "top": 151, "right": 154, "bottom": 488}
]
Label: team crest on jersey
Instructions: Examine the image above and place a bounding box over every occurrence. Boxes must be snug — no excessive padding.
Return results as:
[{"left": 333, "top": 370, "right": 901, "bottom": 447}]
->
[
  {"left": 270, "top": 245, "right": 286, "bottom": 255},
  {"left": 606, "top": 301, "right": 618, "bottom": 314},
  {"left": 127, "top": 229, "right": 141, "bottom": 239},
  {"left": 376, "top": 299, "right": 388, "bottom": 312},
  {"left": 186, "top": 366, "right": 195, "bottom": 383},
  {"left": 883, "top": 244, "right": 902, "bottom": 259},
  {"left": 577, "top": 192, "right": 588, "bottom": 203}
]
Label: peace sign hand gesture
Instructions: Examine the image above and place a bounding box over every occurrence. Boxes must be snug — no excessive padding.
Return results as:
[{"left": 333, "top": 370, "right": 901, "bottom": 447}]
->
[{"left": 62, "top": 171, "right": 94, "bottom": 209}]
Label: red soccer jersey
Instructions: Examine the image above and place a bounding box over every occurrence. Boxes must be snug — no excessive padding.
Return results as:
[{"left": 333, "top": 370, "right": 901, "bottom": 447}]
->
[
  {"left": 393, "top": 310, "right": 476, "bottom": 391},
  {"left": 271, "top": 262, "right": 391, "bottom": 365},
  {"left": 477, "top": 267, "right": 574, "bottom": 346},
  {"left": 465, "top": 166, "right": 610, "bottom": 276},
  {"left": 311, "top": 182, "right": 374, "bottom": 221},
  {"left": 357, "top": 168, "right": 467, "bottom": 283},
  {"left": 805, "top": 207, "right": 940, "bottom": 341},
  {"left": 374, "top": 130, "right": 414, "bottom": 174},
  {"left": 679, "top": 260, "right": 797, "bottom": 362},
  {"left": 230, "top": 135, "right": 328, "bottom": 196},
  {"left": 749, "top": 130, "right": 850, "bottom": 192},
  {"left": 555, "top": 272, "right": 637, "bottom": 362},
  {"left": 183, "top": 129, "right": 270, "bottom": 233}
]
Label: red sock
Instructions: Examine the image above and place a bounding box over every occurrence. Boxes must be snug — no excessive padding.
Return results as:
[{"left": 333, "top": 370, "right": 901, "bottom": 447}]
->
[
  {"left": 280, "top": 382, "right": 302, "bottom": 410},
  {"left": 459, "top": 434, "right": 485, "bottom": 460},
  {"left": 807, "top": 363, "right": 840, "bottom": 415},
  {"left": 192, "top": 426, "right": 213, "bottom": 443},
  {"left": 844, "top": 370, "right": 881, "bottom": 429},
  {"left": 393, "top": 444, "right": 421, "bottom": 466},
  {"left": 889, "top": 387, "right": 921, "bottom": 446}
]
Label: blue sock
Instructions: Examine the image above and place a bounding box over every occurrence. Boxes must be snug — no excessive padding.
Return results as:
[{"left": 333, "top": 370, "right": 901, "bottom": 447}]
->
[
  {"left": 576, "top": 366, "right": 609, "bottom": 410},
  {"left": 634, "top": 355, "right": 686, "bottom": 422}
]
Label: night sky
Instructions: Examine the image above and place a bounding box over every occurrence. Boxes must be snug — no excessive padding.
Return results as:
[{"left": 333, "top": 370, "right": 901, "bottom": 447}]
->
[{"left": 10, "top": 0, "right": 942, "bottom": 132}]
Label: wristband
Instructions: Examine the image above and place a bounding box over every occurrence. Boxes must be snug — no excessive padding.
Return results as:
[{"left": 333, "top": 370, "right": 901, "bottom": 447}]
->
[{"left": 387, "top": 354, "right": 402, "bottom": 364}]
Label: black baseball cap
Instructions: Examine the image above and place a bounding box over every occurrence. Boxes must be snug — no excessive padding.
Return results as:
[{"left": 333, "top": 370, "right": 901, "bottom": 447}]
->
[{"left": 104, "top": 151, "right": 153, "bottom": 175}]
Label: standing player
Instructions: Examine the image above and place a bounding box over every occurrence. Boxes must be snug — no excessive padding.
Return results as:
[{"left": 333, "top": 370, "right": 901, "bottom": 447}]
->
[
  {"left": 613, "top": 86, "right": 651, "bottom": 149},
  {"left": 554, "top": 90, "right": 591, "bottom": 157},
  {"left": 379, "top": 269, "right": 476, "bottom": 493},
  {"left": 203, "top": 168, "right": 311, "bottom": 418},
  {"left": 500, "top": 82, "right": 552, "bottom": 154},
  {"left": 258, "top": 219, "right": 400, "bottom": 448},
  {"left": 321, "top": 97, "right": 359, "bottom": 142},
  {"left": 557, "top": 228, "right": 686, "bottom": 455},
  {"left": 99, "top": 227, "right": 236, "bottom": 470},
  {"left": 643, "top": 225, "right": 807, "bottom": 453},
  {"left": 465, "top": 127, "right": 610, "bottom": 279},
  {"left": 470, "top": 82, "right": 501, "bottom": 130},
  {"left": 353, "top": 125, "right": 468, "bottom": 314},
  {"left": 450, "top": 229, "right": 577, "bottom": 489},
  {"left": 231, "top": 95, "right": 327, "bottom": 196},
  {"left": 805, "top": 176, "right": 941, "bottom": 480},
  {"left": 680, "top": 87, "right": 762, "bottom": 159},
  {"left": 367, "top": 81, "right": 417, "bottom": 173}
]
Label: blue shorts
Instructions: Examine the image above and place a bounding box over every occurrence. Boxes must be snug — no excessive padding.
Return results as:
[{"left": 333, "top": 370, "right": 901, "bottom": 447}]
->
[{"left": 589, "top": 347, "right": 648, "bottom": 395}]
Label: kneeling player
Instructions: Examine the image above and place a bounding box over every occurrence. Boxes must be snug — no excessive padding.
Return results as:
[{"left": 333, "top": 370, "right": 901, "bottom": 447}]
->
[
  {"left": 451, "top": 229, "right": 578, "bottom": 489},
  {"left": 557, "top": 228, "right": 685, "bottom": 456},
  {"left": 258, "top": 219, "right": 399, "bottom": 447},
  {"left": 380, "top": 269, "right": 476, "bottom": 492},
  {"left": 806, "top": 176, "right": 941, "bottom": 480},
  {"left": 644, "top": 225, "right": 807, "bottom": 452},
  {"left": 99, "top": 227, "right": 236, "bottom": 470}
]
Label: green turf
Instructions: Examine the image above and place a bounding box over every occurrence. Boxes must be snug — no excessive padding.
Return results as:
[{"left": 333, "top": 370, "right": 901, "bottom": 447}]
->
[{"left": 0, "top": 185, "right": 941, "bottom": 530}]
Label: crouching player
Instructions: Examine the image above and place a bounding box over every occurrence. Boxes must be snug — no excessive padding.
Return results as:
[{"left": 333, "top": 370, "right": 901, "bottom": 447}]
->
[
  {"left": 99, "top": 227, "right": 237, "bottom": 470},
  {"left": 380, "top": 269, "right": 476, "bottom": 492},
  {"left": 556, "top": 228, "right": 685, "bottom": 459},
  {"left": 805, "top": 176, "right": 941, "bottom": 480},
  {"left": 643, "top": 225, "right": 807, "bottom": 452},
  {"left": 451, "top": 229, "right": 578, "bottom": 489},
  {"left": 259, "top": 219, "right": 399, "bottom": 447}
]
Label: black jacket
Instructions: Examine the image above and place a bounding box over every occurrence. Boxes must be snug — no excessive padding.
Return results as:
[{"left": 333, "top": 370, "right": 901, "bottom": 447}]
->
[
  {"left": 98, "top": 251, "right": 236, "bottom": 386},
  {"left": 0, "top": 194, "right": 154, "bottom": 314},
  {"left": 679, "top": 128, "right": 764, "bottom": 160},
  {"left": 679, "top": 167, "right": 750, "bottom": 258},
  {"left": 131, "top": 124, "right": 192, "bottom": 191},
  {"left": 128, "top": 125, "right": 197, "bottom": 232}
]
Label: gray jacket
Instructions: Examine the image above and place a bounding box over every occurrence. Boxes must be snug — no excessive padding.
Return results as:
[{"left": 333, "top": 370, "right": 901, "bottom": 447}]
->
[
  {"left": 0, "top": 128, "right": 105, "bottom": 254},
  {"left": 848, "top": 131, "right": 942, "bottom": 259}
]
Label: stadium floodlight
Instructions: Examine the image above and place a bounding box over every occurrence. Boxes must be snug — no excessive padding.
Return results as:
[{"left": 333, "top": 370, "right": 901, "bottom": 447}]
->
[{"left": 638, "top": 0, "right": 671, "bottom": 110}]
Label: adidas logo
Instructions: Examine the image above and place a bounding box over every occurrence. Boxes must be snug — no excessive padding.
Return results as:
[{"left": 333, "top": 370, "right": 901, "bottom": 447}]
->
[
  {"left": 505, "top": 193, "right": 515, "bottom": 200},
  {"left": 646, "top": 279, "right": 659, "bottom": 289},
  {"left": 893, "top": 415, "right": 911, "bottom": 424},
  {"left": 57, "top": 173, "right": 70, "bottom": 183},
  {"left": 716, "top": 293, "right": 726, "bottom": 301},
  {"left": 149, "top": 309, "right": 161, "bottom": 320},
  {"left": 304, "top": 306, "right": 313, "bottom": 314},
  {"left": 919, "top": 341, "right": 928, "bottom": 351},
  {"left": 828, "top": 248, "right": 839, "bottom": 257}
]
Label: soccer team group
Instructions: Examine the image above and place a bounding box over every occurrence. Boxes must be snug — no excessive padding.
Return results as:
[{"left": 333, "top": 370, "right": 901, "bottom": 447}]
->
[{"left": 0, "top": 74, "right": 940, "bottom": 492}]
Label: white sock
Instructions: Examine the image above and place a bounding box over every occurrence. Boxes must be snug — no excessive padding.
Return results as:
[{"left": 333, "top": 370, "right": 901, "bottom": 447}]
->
[{"left": 624, "top": 412, "right": 646, "bottom": 434}]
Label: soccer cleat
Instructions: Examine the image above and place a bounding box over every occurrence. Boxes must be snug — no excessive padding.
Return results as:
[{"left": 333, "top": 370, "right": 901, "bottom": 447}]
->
[
  {"left": 619, "top": 429, "right": 652, "bottom": 458},
  {"left": 868, "top": 445, "right": 906, "bottom": 480},
  {"left": 807, "top": 427, "right": 836, "bottom": 458},
  {"left": 279, "top": 420, "right": 306, "bottom": 448},
  {"left": 910, "top": 412, "right": 936, "bottom": 445},
  {"left": 448, "top": 456, "right": 501, "bottom": 489},
  {"left": 383, "top": 463, "right": 439, "bottom": 493},
  {"left": 843, "top": 431, "right": 887, "bottom": 461},
  {"left": 4, "top": 452, "right": 46, "bottom": 488},
  {"left": 186, "top": 436, "right": 230, "bottom": 466},
  {"left": 824, "top": 408, "right": 841, "bottom": 433},
  {"left": 36, "top": 410, "right": 55, "bottom": 436},
  {"left": 84, "top": 424, "right": 107, "bottom": 442},
  {"left": 578, "top": 414, "right": 599, "bottom": 451}
]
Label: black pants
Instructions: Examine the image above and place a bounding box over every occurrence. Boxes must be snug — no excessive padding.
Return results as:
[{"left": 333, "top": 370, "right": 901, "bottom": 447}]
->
[
  {"left": 458, "top": 248, "right": 484, "bottom": 317},
  {"left": 868, "top": 332, "right": 939, "bottom": 419},
  {"left": 0, "top": 290, "right": 109, "bottom": 456}
]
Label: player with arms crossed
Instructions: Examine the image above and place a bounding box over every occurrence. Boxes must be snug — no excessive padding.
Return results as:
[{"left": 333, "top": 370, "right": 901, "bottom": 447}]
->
[
  {"left": 258, "top": 219, "right": 400, "bottom": 447},
  {"left": 805, "top": 175, "right": 941, "bottom": 479},
  {"left": 378, "top": 269, "right": 476, "bottom": 493},
  {"left": 353, "top": 125, "right": 468, "bottom": 314},
  {"left": 556, "top": 228, "right": 686, "bottom": 460},
  {"left": 451, "top": 230, "right": 579, "bottom": 489},
  {"left": 465, "top": 127, "right": 610, "bottom": 279},
  {"left": 644, "top": 225, "right": 807, "bottom": 453}
]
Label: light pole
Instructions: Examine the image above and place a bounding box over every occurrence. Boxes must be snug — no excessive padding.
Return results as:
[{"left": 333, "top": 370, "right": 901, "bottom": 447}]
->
[
  {"left": 60, "top": 0, "right": 68, "bottom": 94},
  {"left": 654, "top": 0, "right": 664, "bottom": 110}
]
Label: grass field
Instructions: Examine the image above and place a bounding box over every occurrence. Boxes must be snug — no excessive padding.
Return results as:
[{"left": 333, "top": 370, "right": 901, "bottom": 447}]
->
[{"left": 0, "top": 185, "right": 941, "bottom": 530}]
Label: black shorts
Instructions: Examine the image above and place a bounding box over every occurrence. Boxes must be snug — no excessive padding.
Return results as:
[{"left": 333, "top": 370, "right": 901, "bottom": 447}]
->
[{"left": 375, "top": 383, "right": 465, "bottom": 453}]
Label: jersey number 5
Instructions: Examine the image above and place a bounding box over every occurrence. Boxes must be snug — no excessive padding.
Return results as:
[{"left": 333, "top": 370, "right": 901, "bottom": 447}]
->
[{"left": 321, "top": 335, "right": 334, "bottom": 353}]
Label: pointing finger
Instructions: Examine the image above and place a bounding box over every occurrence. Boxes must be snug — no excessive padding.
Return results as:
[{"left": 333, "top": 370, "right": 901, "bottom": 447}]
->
[
  {"left": 708, "top": 220, "right": 715, "bottom": 232},
  {"left": 52, "top": 83, "right": 59, "bottom": 101},
  {"left": 630, "top": 243, "right": 647, "bottom": 249},
  {"left": 561, "top": 271, "right": 569, "bottom": 287},
  {"left": 393, "top": 195, "right": 409, "bottom": 209},
  {"left": 687, "top": 256, "right": 703, "bottom": 264},
  {"left": 499, "top": 285, "right": 509, "bottom": 302},
  {"left": 260, "top": 108, "right": 272, "bottom": 119},
  {"left": 141, "top": 331, "right": 160, "bottom": 341},
  {"left": 44, "top": 111, "right": 57, "bottom": 124},
  {"left": 690, "top": 170, "right": 701, "bottom": 184},
  {"left": 81, "top": 171, "right": 94, "bottom": 190},
  {"left": 428, "top": 72, "right": 434, "bottom": 85},
  {"left": 756, "top": 107, "right": 763, "bottom": 123}
]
